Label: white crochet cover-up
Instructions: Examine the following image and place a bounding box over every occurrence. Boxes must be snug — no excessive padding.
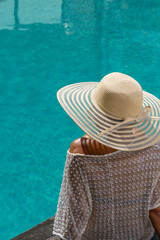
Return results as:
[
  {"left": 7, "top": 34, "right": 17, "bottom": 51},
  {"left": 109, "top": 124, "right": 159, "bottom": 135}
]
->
[{"left": 52, "top": 141, "right": 160, "bottom": 240}]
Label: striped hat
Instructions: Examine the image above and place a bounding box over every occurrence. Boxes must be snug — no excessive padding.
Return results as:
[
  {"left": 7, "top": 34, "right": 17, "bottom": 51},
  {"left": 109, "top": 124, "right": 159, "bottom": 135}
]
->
[{"left": 57, "top": 72, "right": 160, "bottom": 151}]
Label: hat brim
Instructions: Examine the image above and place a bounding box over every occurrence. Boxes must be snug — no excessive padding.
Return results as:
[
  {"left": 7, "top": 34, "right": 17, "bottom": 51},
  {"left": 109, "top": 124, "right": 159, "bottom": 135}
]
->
[{"left": 57, "top": 82, "right": 160, "bottom": 151}]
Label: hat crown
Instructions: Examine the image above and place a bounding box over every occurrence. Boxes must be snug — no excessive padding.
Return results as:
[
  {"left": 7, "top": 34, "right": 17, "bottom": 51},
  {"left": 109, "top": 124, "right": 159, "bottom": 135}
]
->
[{"left": 94, "top": 72, "right": 143, "bottom": 119}]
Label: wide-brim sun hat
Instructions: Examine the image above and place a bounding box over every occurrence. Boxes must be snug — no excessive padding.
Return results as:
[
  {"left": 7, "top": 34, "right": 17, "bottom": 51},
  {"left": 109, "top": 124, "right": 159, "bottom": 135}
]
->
[{"left": 57, "top": 72, "right": 160, "bottom": 151}]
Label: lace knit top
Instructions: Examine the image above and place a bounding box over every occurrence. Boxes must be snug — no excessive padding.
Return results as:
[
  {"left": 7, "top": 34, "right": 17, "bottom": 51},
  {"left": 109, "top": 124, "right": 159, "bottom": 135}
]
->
[{"left": 53, "top": 141, "right": 160, "bottom": 240}]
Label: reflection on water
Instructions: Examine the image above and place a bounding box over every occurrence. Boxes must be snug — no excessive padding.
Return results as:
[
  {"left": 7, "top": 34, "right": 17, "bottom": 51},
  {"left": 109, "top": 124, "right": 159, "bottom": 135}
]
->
[
  {"left": 0, "top": 0, "right": 160, "bottom": 239},
  {"left": 14, "top": 0, "right": 19, "bottom": 29},
  {"left": 0, "top": 0, "right": 62, "bottom": 30}
]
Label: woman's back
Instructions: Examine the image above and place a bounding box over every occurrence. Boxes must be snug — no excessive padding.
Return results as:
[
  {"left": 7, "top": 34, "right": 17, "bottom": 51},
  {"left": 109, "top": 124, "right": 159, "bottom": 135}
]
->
[{"left": 53, "top": 138, "right": 160, "bottom": 240}]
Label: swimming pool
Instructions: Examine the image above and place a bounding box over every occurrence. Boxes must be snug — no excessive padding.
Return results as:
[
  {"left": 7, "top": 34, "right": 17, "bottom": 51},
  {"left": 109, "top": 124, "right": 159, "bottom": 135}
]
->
[{"left": 0, "top": 0, "right": 160, "bottom": 239}]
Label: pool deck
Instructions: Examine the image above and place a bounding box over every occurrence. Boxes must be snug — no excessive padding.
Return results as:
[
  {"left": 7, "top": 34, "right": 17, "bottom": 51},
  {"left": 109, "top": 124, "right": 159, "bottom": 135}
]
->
[{"left": 11, "top": 216, "right": 55, "bottom": 240}]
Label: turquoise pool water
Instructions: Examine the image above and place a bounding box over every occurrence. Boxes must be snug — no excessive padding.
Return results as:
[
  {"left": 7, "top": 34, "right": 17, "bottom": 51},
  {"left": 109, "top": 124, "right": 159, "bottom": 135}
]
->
[{"left": 0, "top": 0, "right": 160, "bottom": 239}]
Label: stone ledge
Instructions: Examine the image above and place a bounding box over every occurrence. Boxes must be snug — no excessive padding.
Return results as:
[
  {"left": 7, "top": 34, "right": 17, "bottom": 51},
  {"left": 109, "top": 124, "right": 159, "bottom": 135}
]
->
[{"left": 11, "top": 216, "right": 55, "bottom": 240}]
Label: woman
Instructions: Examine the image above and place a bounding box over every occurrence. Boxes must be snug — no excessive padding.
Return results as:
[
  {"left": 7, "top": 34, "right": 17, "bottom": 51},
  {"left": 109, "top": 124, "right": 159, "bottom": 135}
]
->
[{"left": 52, "top": 73, "right": 160, "bottom": 239}]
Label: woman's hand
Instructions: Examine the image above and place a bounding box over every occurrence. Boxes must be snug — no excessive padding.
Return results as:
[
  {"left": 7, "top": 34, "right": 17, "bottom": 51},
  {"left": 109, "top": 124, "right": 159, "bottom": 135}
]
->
[{"left": 149, "top": 206, "right": 160, "bottom": 238}]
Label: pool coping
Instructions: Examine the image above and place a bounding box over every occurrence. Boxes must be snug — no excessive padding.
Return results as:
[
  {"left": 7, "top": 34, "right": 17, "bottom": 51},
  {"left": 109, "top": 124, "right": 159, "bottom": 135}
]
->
[{"left": 11, "top": 216, "right": 55, "bottom": 240}]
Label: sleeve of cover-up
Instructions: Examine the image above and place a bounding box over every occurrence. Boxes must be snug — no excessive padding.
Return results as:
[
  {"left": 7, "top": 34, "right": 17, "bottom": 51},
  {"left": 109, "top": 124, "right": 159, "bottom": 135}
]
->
[
  {"left": 149, "top": 174, "right": 160, "bottom": 210},
  {"left": 52, "top": 152, "right": 92, "bottom": 240}
]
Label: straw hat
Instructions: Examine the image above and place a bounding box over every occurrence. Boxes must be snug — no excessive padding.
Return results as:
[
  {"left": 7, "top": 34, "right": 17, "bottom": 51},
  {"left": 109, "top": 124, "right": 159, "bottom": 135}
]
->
[{"left": 57, "top": 72, "right": 160, "bottom": 151}]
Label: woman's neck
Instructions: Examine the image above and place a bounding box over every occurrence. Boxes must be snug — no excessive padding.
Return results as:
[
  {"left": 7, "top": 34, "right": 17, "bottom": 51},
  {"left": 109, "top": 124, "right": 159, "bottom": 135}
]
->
[{"left": 82, "top": 134, "right": 118, "bottom": 155}]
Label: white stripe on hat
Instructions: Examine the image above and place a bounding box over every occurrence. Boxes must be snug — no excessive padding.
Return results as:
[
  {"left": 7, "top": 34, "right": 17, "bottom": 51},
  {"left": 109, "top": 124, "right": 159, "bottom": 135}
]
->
[{"left": 98, "top": 106, "right": 160, "bottom": 137}]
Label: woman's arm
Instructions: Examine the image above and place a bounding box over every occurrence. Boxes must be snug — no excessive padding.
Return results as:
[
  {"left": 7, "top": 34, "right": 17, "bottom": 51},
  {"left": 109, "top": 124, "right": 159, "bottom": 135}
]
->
[{"left": 149, "top": 206, "right": 160, "bottom": 238}]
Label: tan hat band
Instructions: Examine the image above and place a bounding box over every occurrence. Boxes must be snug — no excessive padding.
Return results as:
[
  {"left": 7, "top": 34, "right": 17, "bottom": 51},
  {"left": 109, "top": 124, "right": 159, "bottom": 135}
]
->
[{"left": 98, "top": 106, "right": 160, "bottom": 137}]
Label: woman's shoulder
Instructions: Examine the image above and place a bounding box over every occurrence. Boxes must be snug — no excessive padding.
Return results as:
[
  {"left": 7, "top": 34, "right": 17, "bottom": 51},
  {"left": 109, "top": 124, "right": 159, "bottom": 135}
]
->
[
  {"left": 69, "top": 137, "right": 84, "bottom": 154},
  {"left": 69, "top": 135, "right": 118, "bottom": 155}
]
